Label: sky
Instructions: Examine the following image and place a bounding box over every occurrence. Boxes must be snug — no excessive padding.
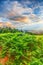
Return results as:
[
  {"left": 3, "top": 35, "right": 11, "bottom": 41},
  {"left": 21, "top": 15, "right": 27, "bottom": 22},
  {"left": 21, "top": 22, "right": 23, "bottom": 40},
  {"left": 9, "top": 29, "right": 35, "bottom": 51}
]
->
[
  {"left": 0, "top": 0, "right": 43, "bottom": 17},
  {"left": 0, "top": 0, "right": 43, "bottom": 31}
]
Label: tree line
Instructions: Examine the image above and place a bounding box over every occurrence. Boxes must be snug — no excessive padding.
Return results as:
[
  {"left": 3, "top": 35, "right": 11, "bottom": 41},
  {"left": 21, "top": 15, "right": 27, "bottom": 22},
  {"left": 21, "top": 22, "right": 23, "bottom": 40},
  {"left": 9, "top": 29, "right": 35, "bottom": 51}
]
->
[
  {"left": 0, "top": 27, "right": 35, "bottom": 35},
  {"left": 0, "top": 27, "right": 19, "bottom": 33}
]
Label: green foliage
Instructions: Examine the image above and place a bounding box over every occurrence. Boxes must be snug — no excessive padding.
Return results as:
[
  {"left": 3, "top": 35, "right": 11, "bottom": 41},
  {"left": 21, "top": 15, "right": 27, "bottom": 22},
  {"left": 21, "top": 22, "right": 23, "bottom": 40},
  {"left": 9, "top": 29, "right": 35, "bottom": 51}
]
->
[{"left": 0, "top": 28, "right": 43, "bottom": 65}]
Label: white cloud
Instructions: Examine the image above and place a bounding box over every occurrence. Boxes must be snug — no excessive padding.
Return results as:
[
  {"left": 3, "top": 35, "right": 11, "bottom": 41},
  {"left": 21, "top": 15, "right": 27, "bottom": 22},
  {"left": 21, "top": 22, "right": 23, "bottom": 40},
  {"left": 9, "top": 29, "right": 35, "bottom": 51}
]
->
[
  {"left": 0, "top": 17, "right": 9, "bottom": 22},
  {"left": 0, "top": 0, "right": 33, "bottom": 17},
  {"left": 39, "top": 6, "right": 43, "bottom": 20},
  {"left": 7, "top": 1, "right": 33, "bottom": 18},
  {"left": 0, "top": 0, "right": 43, "bottom": 24}
]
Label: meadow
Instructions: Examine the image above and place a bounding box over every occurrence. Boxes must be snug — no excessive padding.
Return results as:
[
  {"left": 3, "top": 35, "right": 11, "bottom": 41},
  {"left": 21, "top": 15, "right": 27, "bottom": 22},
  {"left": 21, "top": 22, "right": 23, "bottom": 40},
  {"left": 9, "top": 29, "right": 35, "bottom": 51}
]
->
[{"left": 0, "top": 28, "right": 43, "bottom": 65}]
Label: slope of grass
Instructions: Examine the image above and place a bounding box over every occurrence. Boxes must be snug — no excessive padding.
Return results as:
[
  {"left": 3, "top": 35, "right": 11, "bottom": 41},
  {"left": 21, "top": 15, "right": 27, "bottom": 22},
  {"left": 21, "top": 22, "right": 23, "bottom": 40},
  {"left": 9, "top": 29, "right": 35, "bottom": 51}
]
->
[{"left": 0, "top": 32, "right": 43, "bottom": 65}]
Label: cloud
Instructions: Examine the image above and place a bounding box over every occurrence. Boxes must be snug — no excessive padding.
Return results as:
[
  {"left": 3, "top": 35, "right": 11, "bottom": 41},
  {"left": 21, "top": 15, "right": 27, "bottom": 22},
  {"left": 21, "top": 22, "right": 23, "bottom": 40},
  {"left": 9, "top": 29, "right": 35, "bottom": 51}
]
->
[
  {"left": 7, "top": 1, "right": 33, "bottom": 18},
  {"left": 0, "top": 0, "right": 33, "bottom": 17},
  {"left": 0, "top": 0, "right": 43, "bottom": 24},
  {"left": 39, "top": 6, "right": 43, "bottom": 20}
]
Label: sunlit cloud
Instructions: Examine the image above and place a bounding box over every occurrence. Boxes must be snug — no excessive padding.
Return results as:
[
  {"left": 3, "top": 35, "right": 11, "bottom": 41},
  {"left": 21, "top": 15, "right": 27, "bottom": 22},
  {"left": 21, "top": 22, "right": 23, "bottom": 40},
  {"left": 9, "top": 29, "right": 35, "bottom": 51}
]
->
[{"left": 0, "top": 0, "right": 43, "bottom": 32}]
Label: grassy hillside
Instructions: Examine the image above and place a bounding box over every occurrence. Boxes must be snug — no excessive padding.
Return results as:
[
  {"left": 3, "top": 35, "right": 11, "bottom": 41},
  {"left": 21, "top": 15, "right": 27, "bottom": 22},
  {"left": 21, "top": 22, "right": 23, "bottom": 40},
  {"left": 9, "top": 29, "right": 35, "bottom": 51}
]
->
[{"left": 0, "top": 31, "right": 43, "bottom": 65}]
